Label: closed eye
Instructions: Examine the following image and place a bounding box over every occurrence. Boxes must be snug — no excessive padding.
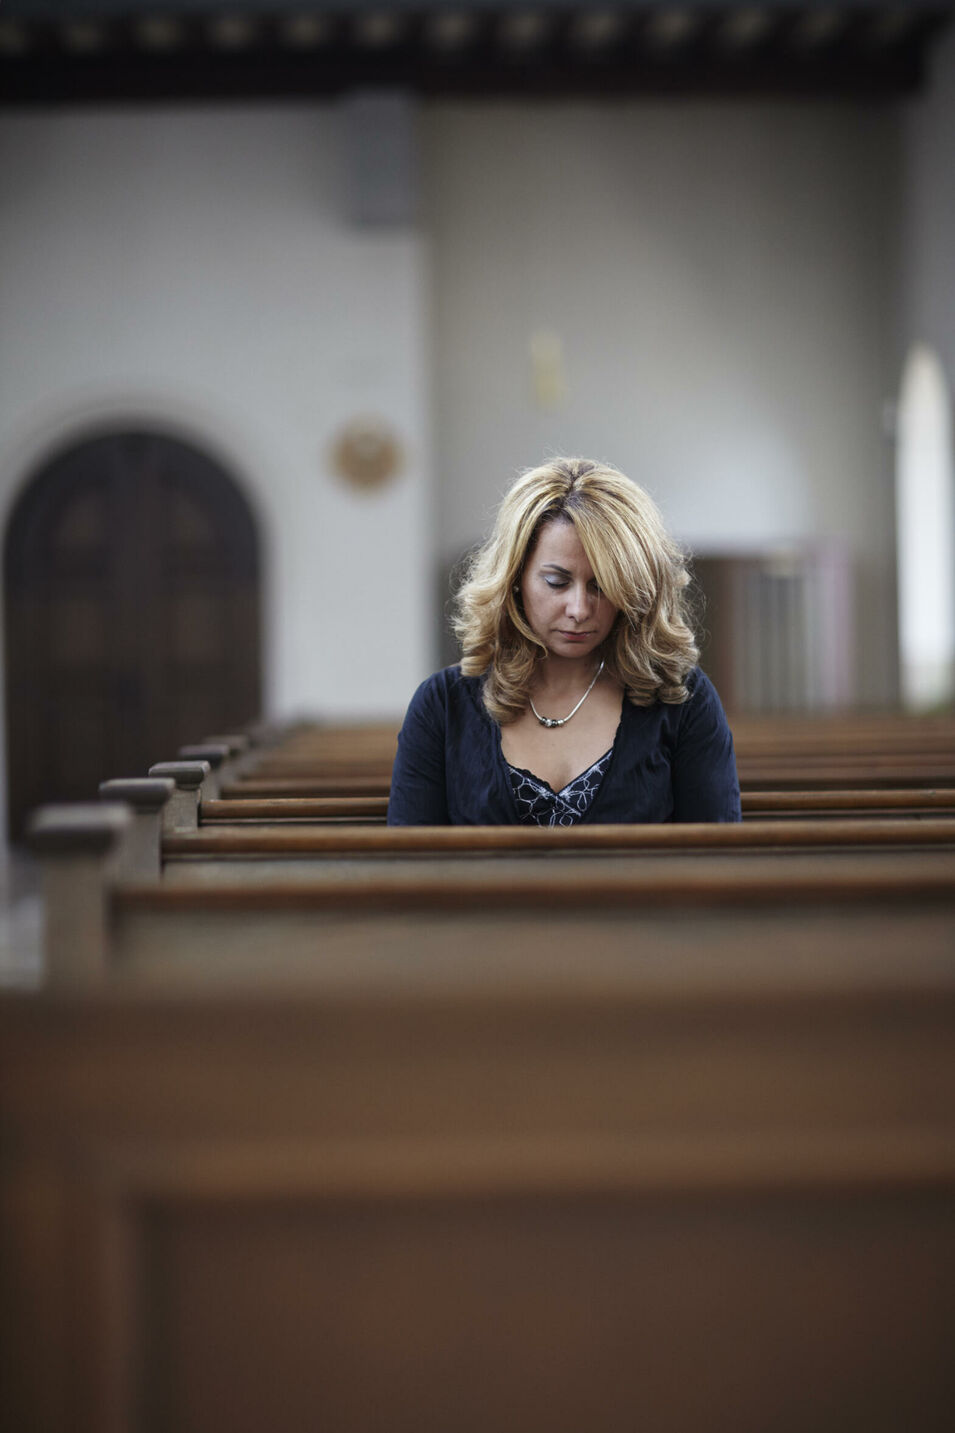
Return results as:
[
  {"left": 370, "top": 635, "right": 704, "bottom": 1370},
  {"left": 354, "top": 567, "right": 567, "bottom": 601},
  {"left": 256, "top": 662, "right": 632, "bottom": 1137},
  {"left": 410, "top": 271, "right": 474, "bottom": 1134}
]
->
[{"left": 544, "top": 578, "right": 603, "bottom": 595}]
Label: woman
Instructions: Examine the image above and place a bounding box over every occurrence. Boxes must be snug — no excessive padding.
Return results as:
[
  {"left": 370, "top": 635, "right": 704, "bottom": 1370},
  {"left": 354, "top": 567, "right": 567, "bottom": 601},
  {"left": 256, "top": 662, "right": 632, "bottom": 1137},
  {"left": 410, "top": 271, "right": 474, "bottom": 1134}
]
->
[{"left": 388, "top": 457, "right": 740, "bottom": 825}]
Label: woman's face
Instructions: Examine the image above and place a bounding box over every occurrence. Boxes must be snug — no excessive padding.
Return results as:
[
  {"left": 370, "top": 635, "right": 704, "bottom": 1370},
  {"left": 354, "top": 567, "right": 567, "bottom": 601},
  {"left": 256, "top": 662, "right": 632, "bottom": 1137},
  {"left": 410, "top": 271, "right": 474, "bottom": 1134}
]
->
[{"left": 519, "top": 518, "right": 618, "bottom": 661}]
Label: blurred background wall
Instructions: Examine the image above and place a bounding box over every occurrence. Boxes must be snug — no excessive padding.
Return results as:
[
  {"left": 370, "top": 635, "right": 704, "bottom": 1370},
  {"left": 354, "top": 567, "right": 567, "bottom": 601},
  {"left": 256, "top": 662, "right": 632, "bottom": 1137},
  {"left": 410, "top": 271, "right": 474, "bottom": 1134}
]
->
[
  {"left": 0, "top": 2, "right": 953, "bottom": 831},
  {"left": 428, "top": 97, "right": 903, "bottom": 700}
]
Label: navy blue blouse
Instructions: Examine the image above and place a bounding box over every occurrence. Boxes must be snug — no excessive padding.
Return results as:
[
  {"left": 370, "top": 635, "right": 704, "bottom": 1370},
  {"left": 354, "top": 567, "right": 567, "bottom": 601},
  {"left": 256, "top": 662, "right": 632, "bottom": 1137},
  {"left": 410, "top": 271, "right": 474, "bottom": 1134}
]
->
[{"left": 387, "top": 665, "right": 741, "bottom": 826}]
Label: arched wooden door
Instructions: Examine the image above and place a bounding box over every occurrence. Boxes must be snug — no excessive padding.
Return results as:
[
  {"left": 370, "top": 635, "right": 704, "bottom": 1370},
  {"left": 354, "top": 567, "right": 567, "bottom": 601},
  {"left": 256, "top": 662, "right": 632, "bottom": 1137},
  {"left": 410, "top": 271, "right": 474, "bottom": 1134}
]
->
[{"left": 4, "top": 429, "right": 261, "bottom": 837}]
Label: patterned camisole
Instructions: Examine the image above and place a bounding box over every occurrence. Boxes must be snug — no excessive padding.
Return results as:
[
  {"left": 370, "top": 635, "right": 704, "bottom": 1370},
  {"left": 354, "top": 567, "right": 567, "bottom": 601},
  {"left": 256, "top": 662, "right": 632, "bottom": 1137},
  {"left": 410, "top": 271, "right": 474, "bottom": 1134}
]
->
[{"left": 507, "top": 748, "right": 613, "bottom": 826}]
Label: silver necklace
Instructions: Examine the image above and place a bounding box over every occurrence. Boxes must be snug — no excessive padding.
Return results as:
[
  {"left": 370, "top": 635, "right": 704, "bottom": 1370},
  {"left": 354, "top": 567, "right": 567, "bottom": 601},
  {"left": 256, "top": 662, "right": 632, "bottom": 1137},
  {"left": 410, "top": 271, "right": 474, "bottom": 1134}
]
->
[{"left": 529, "top": 660, "right": 605, "bottom": 729}]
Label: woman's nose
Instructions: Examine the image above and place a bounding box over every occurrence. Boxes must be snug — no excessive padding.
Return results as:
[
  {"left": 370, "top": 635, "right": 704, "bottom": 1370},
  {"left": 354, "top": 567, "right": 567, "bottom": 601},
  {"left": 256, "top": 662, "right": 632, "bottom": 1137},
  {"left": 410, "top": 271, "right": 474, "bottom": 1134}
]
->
[{"left": 565, "top": 584, "right": 592, "bottom": 620}]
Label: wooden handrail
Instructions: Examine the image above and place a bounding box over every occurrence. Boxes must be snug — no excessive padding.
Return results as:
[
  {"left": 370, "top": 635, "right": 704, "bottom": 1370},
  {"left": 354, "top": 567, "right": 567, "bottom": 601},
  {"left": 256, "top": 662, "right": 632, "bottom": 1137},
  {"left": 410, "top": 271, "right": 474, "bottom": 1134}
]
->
[
  {"left": 165, "top": 817, "right": 955, "bottom": 857},
  {"left": 125, "top": 850, "right": 955, "bottom": 912},
  {"left": 199, "top": 790, "right": 955, "bottom": 824},
  {"left": 202, "top": 797, "right": 390, "bottom": 821},
  {"left": 220, "top": 777, "right": 393, "bottom": 798},
  {"left": 741, "top": 788, "right": 955, "bottom": 811},
  {"left": 221, "top": 768, "right": 955, "bottom": 798}
]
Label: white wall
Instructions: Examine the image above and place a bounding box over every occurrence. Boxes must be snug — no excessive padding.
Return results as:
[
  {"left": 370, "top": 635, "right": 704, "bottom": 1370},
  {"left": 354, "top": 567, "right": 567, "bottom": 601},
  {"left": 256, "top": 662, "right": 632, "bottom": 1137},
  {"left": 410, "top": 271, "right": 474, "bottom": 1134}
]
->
[
  {"left": 0, "top": 104, "right": 432, "bottom": 742},
  {"left": 426, "top": 100, "right": 902, "bottom": 704}
]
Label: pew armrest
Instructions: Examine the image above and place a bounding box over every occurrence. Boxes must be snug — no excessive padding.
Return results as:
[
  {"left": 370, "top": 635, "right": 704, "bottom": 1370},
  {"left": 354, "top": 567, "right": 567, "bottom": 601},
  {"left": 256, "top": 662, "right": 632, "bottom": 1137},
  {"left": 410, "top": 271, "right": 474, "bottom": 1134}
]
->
[
  {"left": 177, "top": 743, "right": 234, "bottom": 797},
  {"left": 98, "top": 777, "right": 175, "bottom": 878},
  {"left": 27, "top": 802, "right": 132, "bottom": 987},
  {"left": 148, "top": 761, "right": 212, "bottom": 831}
]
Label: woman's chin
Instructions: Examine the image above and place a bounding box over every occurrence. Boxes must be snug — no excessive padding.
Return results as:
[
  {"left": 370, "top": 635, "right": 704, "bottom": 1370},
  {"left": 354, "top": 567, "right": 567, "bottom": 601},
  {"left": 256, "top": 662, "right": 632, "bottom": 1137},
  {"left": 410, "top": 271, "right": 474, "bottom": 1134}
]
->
[{"left": 547, "top": 634, "right": 599, "bottom": 657}]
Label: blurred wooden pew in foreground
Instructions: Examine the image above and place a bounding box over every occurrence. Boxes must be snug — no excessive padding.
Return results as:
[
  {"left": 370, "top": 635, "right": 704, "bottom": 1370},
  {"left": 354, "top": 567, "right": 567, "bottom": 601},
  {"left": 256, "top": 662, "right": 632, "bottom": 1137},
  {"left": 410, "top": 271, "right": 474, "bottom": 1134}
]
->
[
  {"left": 5, "top": 709, "right": 954, "bottom": 1431},
  {"left": 3, "top": 953, "right": 954, "bottom": 1432}
]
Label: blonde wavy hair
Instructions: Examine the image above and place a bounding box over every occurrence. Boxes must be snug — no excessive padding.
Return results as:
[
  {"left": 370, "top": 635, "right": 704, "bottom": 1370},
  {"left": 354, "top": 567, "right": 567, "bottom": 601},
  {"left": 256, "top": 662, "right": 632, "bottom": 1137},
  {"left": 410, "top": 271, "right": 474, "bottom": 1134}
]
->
[{"left": 453, "top": 457, "right": 699, "bottom": 723}]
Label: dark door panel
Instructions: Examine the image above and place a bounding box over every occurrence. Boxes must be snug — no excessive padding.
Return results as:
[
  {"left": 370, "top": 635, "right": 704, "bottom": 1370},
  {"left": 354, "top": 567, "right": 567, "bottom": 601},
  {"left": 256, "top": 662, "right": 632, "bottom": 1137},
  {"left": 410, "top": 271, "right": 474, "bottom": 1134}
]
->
[{"left": 4, "top": 429, "right": 262, "bottom": 838}]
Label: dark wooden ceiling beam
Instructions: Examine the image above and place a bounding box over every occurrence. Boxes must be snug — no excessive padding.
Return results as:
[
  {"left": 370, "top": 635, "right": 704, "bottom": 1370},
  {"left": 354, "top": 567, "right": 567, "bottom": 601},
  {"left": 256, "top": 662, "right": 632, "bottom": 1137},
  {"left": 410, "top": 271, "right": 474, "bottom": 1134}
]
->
[{"left": 0, "top": 5, "right": 951, "bottom": 105}]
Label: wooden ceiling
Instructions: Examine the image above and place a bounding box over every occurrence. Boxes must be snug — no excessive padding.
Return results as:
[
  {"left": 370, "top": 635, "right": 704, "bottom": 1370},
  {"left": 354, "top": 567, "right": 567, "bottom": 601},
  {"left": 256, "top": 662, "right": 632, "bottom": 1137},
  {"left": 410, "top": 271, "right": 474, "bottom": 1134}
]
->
[{"left": 1, "top": 2, "right": 952, "bottom": 105}]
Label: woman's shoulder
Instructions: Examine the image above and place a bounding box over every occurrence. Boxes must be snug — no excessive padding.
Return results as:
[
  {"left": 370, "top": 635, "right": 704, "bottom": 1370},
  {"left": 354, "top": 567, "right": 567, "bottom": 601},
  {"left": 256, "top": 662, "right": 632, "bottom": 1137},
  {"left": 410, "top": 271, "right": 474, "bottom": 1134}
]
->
[
  {"left": 684, "top": 666, "right": 723, "bottom": 706},
  {"left": 404, "top": 665, "right": 485, "bottom": 718},
  {"left": 675, "top": 666, "right": 734, "bottom": 741},
  {"left": 618, "top": 667, "right": 729, "bottom": 737},
  {"left": 412, "top": 663, "right": 480, "bottom": 697},
  {"left": 621, "top": 666, "right": 722, "bottom": 712}
]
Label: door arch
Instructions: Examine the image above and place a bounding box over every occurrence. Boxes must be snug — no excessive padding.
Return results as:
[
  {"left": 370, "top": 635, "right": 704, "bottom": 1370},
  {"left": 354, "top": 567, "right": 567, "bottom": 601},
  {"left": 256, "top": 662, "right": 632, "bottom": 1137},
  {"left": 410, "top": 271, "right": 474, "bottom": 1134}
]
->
[{"left": 4, "top": 427, "right": 262, "bottom": 837}]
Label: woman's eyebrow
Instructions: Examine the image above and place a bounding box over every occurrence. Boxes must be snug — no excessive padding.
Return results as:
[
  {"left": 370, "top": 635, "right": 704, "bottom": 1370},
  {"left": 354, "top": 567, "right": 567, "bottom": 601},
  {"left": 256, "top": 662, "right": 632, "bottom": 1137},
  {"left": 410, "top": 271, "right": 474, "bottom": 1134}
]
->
[{"left": 540, "top": 563, "right": 572, "bottom": 576}]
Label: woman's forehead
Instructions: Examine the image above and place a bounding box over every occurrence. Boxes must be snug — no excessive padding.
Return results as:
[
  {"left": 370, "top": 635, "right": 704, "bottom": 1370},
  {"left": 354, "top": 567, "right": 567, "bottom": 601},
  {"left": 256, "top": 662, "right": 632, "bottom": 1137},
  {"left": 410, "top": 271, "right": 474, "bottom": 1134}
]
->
[{"left": 527, "top": 517, "right": 594, "bottom": 572}]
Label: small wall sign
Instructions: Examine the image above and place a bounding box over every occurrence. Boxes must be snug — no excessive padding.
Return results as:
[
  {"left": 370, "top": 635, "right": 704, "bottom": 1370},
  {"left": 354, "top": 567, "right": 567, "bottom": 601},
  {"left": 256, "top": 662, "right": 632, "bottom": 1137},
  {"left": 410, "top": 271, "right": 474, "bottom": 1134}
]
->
[{"left": 330, "top": 418, "right": 404, "bottom": 492}]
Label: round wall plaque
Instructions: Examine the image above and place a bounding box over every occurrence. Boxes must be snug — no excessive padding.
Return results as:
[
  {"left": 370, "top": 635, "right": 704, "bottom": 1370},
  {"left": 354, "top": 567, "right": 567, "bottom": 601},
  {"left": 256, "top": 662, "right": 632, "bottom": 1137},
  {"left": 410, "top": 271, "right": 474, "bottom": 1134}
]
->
[{"left": 330, "top": 418, "right": 403, "bottom": 492}]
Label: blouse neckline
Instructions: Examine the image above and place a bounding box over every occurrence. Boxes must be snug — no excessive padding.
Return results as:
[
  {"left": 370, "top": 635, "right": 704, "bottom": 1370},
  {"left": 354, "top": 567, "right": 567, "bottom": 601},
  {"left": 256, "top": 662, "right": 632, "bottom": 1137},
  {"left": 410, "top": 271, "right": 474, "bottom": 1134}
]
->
[{"left": 506, "top": 747, "right": 615, "bottom": 825}]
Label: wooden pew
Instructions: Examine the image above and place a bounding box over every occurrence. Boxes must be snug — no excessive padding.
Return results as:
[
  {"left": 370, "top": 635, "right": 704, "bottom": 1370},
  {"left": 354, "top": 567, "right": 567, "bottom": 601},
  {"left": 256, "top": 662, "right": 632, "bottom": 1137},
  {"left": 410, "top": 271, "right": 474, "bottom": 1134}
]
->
[
  {"left": 3, "top": 917, "right": 954, "bottom": 1430},
  {"left": 12, "top": 709, "right": 952, "bottom": 1428},
  {"left": 136, "top": 757, "right": 955, "bottom": 837},
  {"left": 91, "top": 769, "right": 955, "bottom": 878},
  {"left": 221, "top": 757, "right": 955, "bottom": 799},
  {"left": 741, "top": 788, "right": 955, "bottom": 818},
  {"left": 12, "top": 783, "right": 954, "bottom": 1427},
  {"left": 99, "top": 764, "right": 955, "bottom": 877},
  {"left": 734, "top": 756, "right": 955, "bottom": 790},
  {"left": 159, "top": 825, "right": 955, "bottom": 889},
  {"left": 241, "top": 711, "right": 955, "bottom": 779},
  {"left": 221, "top": 768, "right": 955, "bottom": 799},
  {"left": 195, "top": 789, "right": 955, "bottom": 826},
  {"left": 213, "top": 710, "right": 955, "bottom": 800},
  {"left": 220, "top": 774, "right": 394, "bottom": 798},
  {"left": 92, "top": 766, "right": 955, "bottom": 884},
  {"left": 25, "top": 805, "right": 955, "bottom": 986},
  {"left": 161, "top": 814, "right": 955, "bottom": 860},
  {"left": 727, "top": 710, "right": 955, "bottom": 752}
]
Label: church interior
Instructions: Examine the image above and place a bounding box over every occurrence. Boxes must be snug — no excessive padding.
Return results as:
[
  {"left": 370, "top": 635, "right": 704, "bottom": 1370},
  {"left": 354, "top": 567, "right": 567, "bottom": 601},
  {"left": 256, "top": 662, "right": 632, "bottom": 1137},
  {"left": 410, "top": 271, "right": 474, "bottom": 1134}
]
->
[{"left": 1, "top": 2, "right": 954, "bottom": 1428}]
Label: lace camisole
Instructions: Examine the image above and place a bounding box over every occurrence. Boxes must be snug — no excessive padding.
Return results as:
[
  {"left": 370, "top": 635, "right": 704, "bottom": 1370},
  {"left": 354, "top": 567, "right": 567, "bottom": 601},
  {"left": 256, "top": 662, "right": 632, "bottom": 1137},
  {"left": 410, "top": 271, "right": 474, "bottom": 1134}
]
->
[{"left": 507, "top": 748, "right": 613, "bottom": 826}]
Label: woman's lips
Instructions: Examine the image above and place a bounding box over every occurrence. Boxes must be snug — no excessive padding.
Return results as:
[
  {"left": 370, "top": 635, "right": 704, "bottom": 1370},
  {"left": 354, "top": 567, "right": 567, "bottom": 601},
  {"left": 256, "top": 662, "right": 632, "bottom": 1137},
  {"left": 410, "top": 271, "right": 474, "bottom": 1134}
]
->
[{"left": 557, "top": 630, "right": 593, "bottom": 640}]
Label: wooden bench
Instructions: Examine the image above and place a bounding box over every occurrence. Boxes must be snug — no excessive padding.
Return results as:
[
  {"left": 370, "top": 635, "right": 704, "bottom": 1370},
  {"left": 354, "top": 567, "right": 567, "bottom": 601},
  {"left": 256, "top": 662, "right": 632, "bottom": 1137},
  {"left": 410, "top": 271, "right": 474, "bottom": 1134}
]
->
[
  {"left": 734, "top": 757, "right": 955, "bottom": 790},
  {"left": 92, "top": 775, "right": 955, "bottom": 882},
  {"left": 108, "top": 761, "right": 955, "bottom": 836},
  {"left": 3, "top": 932, "right": 954, "bottom": 1430},
  {"left": 221, "top": 759, "right": 955, "bottom": 798},
  {"left": 87, "top": 767, "right": 955, "bottom": 899},
  {"left": 242, "top": 711, "right": 955, "bottom": 775},
  {"left": 24, "top": 804, "right": 955, "bottom": 987},
  {"left": 10, "top": 710, "right": 954, "bottom": 1428},
  {"left": 727, "top": 710, "right": 955, "bottom": 751},
  {"left": 194, "top": 789, "right": 955, "bottom": 826},
  {"left": 157, "top": 813, "right": 955, "bottom": 865},
  {"left": 11, "top": 761, "right": 954, "bottom": 1427},
  {"left": 208, "top": 710, "right": 955, "bottom": 800}
]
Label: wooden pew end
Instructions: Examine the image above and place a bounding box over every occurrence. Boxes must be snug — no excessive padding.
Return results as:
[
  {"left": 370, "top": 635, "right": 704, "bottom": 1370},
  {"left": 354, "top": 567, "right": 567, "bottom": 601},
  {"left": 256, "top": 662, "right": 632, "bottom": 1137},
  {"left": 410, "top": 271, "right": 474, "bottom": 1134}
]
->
[
  {"left": 26, "top": 802, "right": 131, "bottom": 987},
  {"left": 176, "top": 743, "right": 233, "bottom": 798},
  {"left": 98, "top": 777, "right": 175, "bottom": 878},
  {"left": 148, "top": 760, "right": 212, "bottom": 833},
  {"left": 203, "top": 732, "right": 254, "bottom": 778}
]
